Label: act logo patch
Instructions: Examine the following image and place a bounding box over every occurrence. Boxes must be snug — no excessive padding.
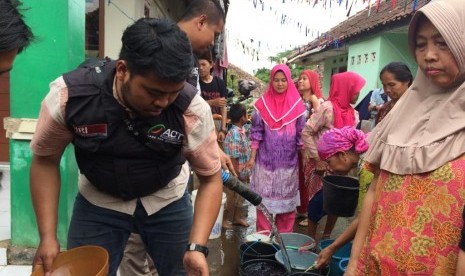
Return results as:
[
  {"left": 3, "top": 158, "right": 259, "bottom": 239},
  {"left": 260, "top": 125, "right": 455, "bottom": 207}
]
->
[
  {"left": 147, "top": 124, "right": 184, "bottom": 145},
  {"left": 148, "top": 124, "right": 165, "bottom": 135}
]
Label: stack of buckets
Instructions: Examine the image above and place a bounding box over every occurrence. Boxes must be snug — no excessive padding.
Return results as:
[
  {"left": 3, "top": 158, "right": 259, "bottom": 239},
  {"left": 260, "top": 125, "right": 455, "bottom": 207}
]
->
[
  {"left": 318, "top": 239, "right": 352, "bottom": 276},
  {"left": 191, "top": 190, "right": 227, "bottom": 239},
  {"left": 238, "top": 237, "right": 285, "bottom": 276}
]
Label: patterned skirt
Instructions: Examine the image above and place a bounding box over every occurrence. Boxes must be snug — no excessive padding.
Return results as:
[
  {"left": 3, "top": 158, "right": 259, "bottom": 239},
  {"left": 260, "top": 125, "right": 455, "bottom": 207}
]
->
[{"left": 356, "top": 156, "right": 465, "bottom": 275}]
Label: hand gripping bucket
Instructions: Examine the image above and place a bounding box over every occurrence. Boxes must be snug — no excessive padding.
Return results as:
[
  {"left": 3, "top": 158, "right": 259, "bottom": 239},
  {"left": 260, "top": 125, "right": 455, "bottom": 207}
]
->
[
  {"left": 322, "top": 175, "right": 359, "bottom": 217},
  {"left": 318, "top": 239, "right": 352, "bottom": 276},
  {"left": 31, "top": 245, "right": 109, "bottom": 276}
]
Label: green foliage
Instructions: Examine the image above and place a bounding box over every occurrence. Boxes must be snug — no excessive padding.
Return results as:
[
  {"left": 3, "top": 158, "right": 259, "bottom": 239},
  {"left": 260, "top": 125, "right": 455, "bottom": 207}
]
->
[
  {"left": 226, "top": 73, "right": 237, "bottom": 92},
  {"left": 254, "top": 67, "right": 271, "bottom": 83},
  {"left": 254, "top": 50, "right": 316, "bottom": 83}
]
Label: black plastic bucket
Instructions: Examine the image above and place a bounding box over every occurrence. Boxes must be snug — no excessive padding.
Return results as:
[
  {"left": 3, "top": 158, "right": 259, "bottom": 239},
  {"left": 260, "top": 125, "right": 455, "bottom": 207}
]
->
[
  {"left": 322, "top": 175, "right": 359, "bottom": 217},
  {"left": 239, "top": 241, "right": 278, "bottom": 263},
  {"left": 240, "top": 259, "right": 287, "bottom": 276}
]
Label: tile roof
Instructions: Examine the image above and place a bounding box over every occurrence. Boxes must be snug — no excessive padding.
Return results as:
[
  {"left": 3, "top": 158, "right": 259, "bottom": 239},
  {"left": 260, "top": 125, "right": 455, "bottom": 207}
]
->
[{"left": 288, "top": 0, "right": 430, "bottom": 61}]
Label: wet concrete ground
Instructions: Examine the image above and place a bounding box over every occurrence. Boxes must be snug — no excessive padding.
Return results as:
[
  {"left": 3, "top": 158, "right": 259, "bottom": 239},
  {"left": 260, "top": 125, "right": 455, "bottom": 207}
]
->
[{"left": 205, "top": 201, "right": 354, "bottom": 276}]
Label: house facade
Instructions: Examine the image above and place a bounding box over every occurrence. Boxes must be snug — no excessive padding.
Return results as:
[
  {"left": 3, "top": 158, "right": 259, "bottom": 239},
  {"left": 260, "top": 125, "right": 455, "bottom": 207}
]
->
[{"left": 287, "top": 0, "right": 429, "bottom": 101}]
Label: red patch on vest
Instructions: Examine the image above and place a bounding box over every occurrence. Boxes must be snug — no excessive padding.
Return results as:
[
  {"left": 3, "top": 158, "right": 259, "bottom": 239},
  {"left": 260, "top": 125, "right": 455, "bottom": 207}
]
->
[{"left": 73, "top": 124, "right": 108, "bottom": 137}]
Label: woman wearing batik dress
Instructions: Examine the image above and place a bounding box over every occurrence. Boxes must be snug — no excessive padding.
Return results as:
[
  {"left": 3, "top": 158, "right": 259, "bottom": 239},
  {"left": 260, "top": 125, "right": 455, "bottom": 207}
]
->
[{"left": 301, "top": 71, "right": 365, "bottom": 241}]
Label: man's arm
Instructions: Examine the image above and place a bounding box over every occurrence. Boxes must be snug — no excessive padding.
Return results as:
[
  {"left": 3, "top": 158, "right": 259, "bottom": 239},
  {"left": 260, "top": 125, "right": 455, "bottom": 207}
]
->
[
  {"left": 183, "top": 170, "right": 222, "bottom": 275},
  {"left": 30, "top": 151, "right": 64, "bottom": 275}
]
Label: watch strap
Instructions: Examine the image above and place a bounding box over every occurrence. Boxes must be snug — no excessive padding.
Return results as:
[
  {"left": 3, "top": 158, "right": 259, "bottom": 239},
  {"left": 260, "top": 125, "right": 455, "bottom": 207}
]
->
[{"left": 186, "top": 243, "right": 209, "bottom": 257}]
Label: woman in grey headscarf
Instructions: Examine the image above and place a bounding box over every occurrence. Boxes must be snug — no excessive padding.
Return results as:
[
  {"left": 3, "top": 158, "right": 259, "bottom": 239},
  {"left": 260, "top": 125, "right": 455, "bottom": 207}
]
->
[{"left": 346, "top": 0, "right": 465, "bottom": 274}]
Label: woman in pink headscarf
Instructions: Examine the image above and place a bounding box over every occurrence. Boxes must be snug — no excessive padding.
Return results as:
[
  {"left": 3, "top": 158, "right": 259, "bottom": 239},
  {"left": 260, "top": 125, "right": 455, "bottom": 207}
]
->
[
  {"left": 296, "top": 69, "right": 325, "bottom": 225},
  {"left": 301, "top": 71, "right": 366, "bottom": 241},
  {"left": 246, "top": 64, "right": 306, "bottom": 233},
  {"left": 313, "top": 126, "right": 371, "bottom": 269}
]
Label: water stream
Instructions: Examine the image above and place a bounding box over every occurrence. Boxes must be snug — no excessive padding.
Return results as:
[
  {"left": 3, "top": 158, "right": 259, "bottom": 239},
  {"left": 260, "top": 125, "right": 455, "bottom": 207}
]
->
[
  {"left": 257, "top": 203, "right": 293, "bottom": 274},
  {"left": 222, "top": 169, "right": 293, "bottom": 275}
]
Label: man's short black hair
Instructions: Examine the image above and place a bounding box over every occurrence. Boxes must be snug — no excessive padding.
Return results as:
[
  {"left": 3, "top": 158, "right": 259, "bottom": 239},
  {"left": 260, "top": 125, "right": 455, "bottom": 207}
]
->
[
  {"left": 179, "top": 0, "right": 225, "bottom": 25},
  {"left": 119, "top": 18, "right": 194, "bottom": 83},
  {"left": 0, "top": 0, "right": 34, "bottom": 53},
  {"left": 229, "top": 103, "right": 246, "bottom": 123}
]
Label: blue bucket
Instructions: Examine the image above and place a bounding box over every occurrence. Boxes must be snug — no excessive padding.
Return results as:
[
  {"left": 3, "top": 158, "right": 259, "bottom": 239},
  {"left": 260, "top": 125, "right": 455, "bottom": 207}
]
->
[
  {"left": 338, "top": 258, "right": 349, "bottom": 274},
  {"left": 318, "top": 239, "right": 352, "bottom": 276}
]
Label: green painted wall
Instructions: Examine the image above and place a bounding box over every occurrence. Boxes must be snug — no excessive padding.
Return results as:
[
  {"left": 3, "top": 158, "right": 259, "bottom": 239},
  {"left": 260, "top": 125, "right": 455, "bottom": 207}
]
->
[
  {"left": 9, "top": 0, "right": 84, "bottom": 247},
  {"left": 379, "top": 33, "right": 418, "bottom": 78},
  {"left": 347, "top": 37, "right": 382, "bottom": 103},
  {"left": 10, "top": 143, "right": 78, "bottom": 247},
  {"left": 322, "top": 55, "right": 348, "bottom": 97}
]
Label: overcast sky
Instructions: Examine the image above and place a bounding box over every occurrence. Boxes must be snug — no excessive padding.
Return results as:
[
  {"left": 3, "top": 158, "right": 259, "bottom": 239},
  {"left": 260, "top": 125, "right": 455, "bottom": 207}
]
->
[{"left": 225, "top": 0, "right": 367, "bottom": 74}]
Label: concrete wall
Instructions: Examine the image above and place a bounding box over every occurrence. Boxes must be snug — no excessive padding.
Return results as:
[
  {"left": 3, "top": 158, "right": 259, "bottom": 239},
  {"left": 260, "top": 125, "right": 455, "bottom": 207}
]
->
[
  {"left": 104, "top": 0, "right": 140, "bottom": 59},
  {"left": 9, "top": 0, "right": 84, "bottom": 247},
  {"left": 104, "top": 0, "right": 187, "bottom": 59}
]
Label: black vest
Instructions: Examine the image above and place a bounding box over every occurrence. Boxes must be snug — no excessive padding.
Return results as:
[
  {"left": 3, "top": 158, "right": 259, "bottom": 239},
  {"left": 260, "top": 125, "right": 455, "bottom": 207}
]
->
[{"left": 63, "top": 60, "right": 196, "bottom": 200}]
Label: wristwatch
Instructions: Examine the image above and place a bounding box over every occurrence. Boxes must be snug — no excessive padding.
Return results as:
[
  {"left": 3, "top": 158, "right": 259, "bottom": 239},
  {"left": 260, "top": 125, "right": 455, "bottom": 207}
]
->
[{"left": 186, "top": 243, "right": 209, "bottom": 257}]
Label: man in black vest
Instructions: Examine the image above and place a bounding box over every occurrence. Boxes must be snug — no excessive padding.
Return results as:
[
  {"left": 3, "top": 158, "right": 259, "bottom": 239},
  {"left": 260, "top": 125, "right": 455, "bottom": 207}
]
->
[
  {"left": 30, "top": 18, "right": 223, "bottom": 276},
  {"left": 122, "top": 2, "right": 230, "bottom": 275}
]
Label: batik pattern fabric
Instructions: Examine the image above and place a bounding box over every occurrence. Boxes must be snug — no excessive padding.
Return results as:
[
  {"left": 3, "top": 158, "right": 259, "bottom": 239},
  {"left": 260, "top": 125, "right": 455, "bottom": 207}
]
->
[
  {"left": 357, "top": 155, "right": 465, "bottom": 275},
  {"left": 249, "top": 112, "right": 306, "bottom": 214},
  {"left": 357, "top": 159, "right": 374, "bottom": 212},
  {"left": 302, "top": 101, "right": 335, "bottom": 200},
  {"left": 223, "top": 125, "right": 251, "bottom": 181}
]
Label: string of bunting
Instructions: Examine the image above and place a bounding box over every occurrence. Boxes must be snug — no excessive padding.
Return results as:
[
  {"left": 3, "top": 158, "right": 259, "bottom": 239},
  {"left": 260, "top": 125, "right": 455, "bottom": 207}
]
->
[
  {"left": 226, "top": 29, "right": 299, "bottom": 62},
  {"left": 291, "top": 0, "right": 430, "bottom": 55}
]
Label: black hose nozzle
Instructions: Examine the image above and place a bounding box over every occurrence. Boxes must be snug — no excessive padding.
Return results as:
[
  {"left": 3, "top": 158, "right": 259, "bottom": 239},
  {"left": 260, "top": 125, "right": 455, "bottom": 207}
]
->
[{"left": 222, "top": 169, "right": 262, "bottom": 206}]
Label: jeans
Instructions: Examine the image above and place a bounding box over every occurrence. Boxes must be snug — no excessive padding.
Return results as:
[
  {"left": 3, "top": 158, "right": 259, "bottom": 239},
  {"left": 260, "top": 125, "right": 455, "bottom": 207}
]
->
[{"left": 68, "top": 192, "right": 193, "bottom": 276}]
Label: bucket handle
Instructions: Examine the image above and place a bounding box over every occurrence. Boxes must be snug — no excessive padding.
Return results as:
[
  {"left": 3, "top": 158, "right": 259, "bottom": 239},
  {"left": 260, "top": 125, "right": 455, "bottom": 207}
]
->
[
  {"left": 247, "top": 230, "right": 272, "bottom": 242},
  {"left": 240, "top": 240, "right": 280, "bottom": 264},
  {"left": 339, "top": 257, "right": 350, "bottom": 273}
]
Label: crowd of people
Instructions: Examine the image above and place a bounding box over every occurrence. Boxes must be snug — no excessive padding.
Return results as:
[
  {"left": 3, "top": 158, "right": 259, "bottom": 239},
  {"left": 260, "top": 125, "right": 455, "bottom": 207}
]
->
[{"left": 3, "top": 0, "right": 465, "bottom": 275}]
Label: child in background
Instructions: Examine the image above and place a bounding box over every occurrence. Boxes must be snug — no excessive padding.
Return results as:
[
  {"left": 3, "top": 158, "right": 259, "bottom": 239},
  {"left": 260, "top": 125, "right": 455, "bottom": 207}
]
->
[
  {"left": 313, "top": 126, "right": 372, "bottom": 269},
  {"left": 223, "top": 103, "right": 251, "bottom": 227},
  {"left": 198, "top": 50, "right": 228, "bottom": 142}
]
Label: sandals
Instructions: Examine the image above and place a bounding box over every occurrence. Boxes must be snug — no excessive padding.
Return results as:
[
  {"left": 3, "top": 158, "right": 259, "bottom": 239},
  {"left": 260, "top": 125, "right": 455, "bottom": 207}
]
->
[{"left": 298, "top": 218, "right": 309, "bottom": 227}]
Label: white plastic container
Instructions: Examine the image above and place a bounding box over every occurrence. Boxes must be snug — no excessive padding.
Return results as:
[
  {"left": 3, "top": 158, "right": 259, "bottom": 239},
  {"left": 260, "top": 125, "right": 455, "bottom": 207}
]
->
[{"left": 191, "top": 190, "right": 227, "bottom": 239}]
